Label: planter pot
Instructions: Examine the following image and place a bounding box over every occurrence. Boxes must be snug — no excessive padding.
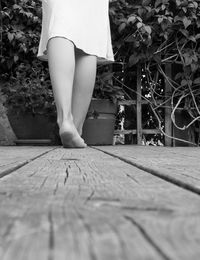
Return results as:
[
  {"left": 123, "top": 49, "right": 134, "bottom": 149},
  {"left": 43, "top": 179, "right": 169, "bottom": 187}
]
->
[
  {"left": 82, "top": 99, "right": 117, "bottom": 145},
  {"left": 173, "top": 109, "right": 195, "bottom": 146},
  {"left": 7, "top": 111, "right": 60, "bottom": 145}
]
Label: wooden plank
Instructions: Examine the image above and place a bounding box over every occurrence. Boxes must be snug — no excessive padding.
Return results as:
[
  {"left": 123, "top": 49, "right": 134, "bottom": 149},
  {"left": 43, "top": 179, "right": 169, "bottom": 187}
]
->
[
  {"left": 0, "top": 146, "right": 54, "bottom": 178},
  {"left": 96, "top": 145, "right": 200, "bottom": 194},
  {"left": 114, "top": 129, "right": 161, "bottom": 135},
  {"left": 118, "top": 100, "right": 137, "bottom": 106},
  {"left": 0, "top": 147, "right": 200, "bottom": 259},
  {"left": 118, "top": 99, "right": 163, "bottom": 106}
]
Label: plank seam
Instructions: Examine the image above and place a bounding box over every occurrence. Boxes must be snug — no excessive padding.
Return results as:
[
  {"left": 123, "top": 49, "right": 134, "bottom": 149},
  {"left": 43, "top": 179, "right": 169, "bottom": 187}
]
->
[
  {"left": 124, "top": 216, "right": 172, "bottom": 260},
  {"left": 0, "top": 147, "right": 57, "bottom": 179},
  {"left": 48, "top": 209, "right": 55, "bottom": 260},
  {"left": 92, "top": 147, "right": 200, "bottom": 196}
]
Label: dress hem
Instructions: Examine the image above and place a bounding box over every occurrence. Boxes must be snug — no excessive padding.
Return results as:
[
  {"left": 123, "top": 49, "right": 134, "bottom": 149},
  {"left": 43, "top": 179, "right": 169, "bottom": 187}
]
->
[{"left": 37, "top": 36, "right": 115, "bottom": 64}]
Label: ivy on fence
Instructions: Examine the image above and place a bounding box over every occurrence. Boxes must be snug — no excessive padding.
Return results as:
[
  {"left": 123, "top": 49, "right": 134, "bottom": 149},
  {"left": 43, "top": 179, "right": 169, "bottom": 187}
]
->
[{"left": 109, "top": 0, "right": 200, "bottom": 145}]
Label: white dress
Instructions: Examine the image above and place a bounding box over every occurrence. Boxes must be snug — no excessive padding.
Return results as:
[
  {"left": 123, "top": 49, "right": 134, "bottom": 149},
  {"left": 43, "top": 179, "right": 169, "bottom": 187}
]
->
[{"left": 37, "top": 0, "right": 114, "bottom": 63}]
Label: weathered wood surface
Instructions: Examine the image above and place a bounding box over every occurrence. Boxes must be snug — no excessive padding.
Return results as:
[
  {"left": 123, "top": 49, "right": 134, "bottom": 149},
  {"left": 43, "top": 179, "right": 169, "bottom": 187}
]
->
[
  {"left": 97, "top": 145, "right": 200, "bottom": 194},
  {"left": 0, "top": 146, "right": 54, "bottom": 178},
  {"left": 0, "top": 146, "right": 200, "bottom": 260}
]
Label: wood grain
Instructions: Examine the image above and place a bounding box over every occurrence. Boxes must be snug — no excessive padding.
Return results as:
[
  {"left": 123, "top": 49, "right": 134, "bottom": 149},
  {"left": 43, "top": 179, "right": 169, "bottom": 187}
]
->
[
  {"left": 0, "top": 146, "right": 54, "bottom": 178},
  {"left": 0, "top": 147, "right": 200, "bottom": 259},
  {"left": 96, "top": 145, "right": 200, "bottom": 194}
]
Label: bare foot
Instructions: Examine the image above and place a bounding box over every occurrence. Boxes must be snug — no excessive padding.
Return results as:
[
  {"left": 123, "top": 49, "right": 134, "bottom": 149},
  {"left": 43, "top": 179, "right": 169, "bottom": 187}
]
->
[{"left": 59, "top": 121, "right": 87, "bottom": 148}]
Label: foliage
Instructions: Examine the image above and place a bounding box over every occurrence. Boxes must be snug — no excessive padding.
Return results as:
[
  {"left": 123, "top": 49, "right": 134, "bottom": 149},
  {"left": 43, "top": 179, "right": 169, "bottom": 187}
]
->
[
  {"left": 110, "top": 0, "right": 200, "bottom": 66},
  {"left": 0, "top": 0, "right": 42, "bottom": 75},
  {"left": 1, "top": 0, "right": 200, "bottom": 144},
  {"left": 109, "top": 0, "right": 200, "bottom": 145},
  {"left": 1, "top": 60, "right": 56, "bottom": 120},
  {"left": 0, "top": 0, "right": 56, "bottom": 120},
  {"left": 93, "top": 65, "right": 125, "bottom": 103}
]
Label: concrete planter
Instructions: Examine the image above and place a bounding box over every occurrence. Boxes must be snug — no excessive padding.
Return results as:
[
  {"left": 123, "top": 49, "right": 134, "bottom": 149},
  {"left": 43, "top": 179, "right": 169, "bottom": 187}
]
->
[
  {"left": 82, "top": 99, "right": 117, "bottom": 145},
  {"left": 7, "top": 111, "right": 60, "bottom": 145},
  {"left": 173, "top": 109, "right": 195, "bottom": 146}
]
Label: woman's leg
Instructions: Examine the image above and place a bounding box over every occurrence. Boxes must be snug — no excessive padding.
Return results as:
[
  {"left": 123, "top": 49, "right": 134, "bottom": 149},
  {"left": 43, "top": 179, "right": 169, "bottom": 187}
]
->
[
  {"left": 47, "top": 37, "right": 86, "bottom": 148},
  {"left": 72, "top": 49, "right": 97, "bottom": 135}
]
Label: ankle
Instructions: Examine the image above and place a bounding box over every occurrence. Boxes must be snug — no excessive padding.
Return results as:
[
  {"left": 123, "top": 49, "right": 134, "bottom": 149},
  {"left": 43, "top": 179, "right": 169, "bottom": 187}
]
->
[
  {"left": 57, "top": 114, "right": 73, "bottom": 128},
  {"left": 77, "top": 125, "right": 83, "bottom": 136}
]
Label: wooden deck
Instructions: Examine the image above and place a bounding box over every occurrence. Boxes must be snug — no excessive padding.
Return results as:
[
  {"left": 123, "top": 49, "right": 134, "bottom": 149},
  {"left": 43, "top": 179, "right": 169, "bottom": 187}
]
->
[{"left": 0, "top": 145, "right": 200, "bottom": 260}]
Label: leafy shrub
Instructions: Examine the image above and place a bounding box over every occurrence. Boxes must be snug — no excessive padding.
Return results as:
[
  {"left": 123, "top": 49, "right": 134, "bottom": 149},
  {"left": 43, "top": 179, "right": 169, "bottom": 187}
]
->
[
  {"left": 0, "top": 0, "right": 56, "bottom": 120},
  {"left": 109, "top": 0, "right": 200, "bottom": 144},
  {"left": 110, "top": 0, "right": 200, "bottom": 68},
  {"left": 1, "top": 0, "right": 200, "bottom": 143},
  {"left": 1, "top": 60, "right": 56, "bottom": 119},
  {"left": 0, "top": 0, "right": 42, "bottom": 76}
]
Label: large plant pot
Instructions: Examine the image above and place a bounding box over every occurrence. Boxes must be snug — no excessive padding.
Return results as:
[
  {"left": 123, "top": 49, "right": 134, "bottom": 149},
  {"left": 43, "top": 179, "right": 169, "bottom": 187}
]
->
[
  {"left": 173, "top": 109, "right": 195, "bottom": 146},
  {"left": 7, "top": 111, "right": 60, "bottom": 145},
  {"left": 82, "top": 99, "right": 117, "bottom": 145}
]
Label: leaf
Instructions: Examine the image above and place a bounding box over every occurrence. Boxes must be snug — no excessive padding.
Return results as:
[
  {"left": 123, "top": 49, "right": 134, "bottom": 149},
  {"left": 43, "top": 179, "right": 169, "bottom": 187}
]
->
[
  {"left": 176, "top": 0, "right": 181, "bottom": 6},
  {"left": 158, "top": 17, "right": 164, "bottom": 24},
  {"left": 179, "top": 29, "right": 189, "bottom": 38},
  {"left": 195, "top": 34, "right": 200, "bottom": 40},
  {"left": 161, "top": 20, "right": 169, "bottom": 31},
  {"left": 183, "top": 53, "right": 192, "bottom": 66},
  {"left": 191, "top": 63, "right": 198, "bottom": 73},
  {"left": 129, "top": 54, "right": 139, "bottom": 66},
  {"left": 2, "top": 11, "right": 11, "bottom": 19},
  {"left": 15, "top": 32, "right": 23, "bottom": 40},
  {"left": 183, "top": 17, "right": 191, "bottom": 28},
  {"left": 161, "top": 4, "right": 166, "bottom": 11},
  {"left": 153, "top": 53, "right": 161, "bottom": 64},
  {"left": 125, "top": 34, "right": 135, "bottom": 43},
  {"left": 197, "top": 20, "right": 200, "bottom": 28},
  {"left": 194, "top": 78, "right": 200, "bottom": 85},
  {"left": 188, "top": 2, "right": 198, "bottom": 9},
  {"left": 127, "top": 16, "right": 136, "bottom": 24},
  {"left": 142, "top": 0, "right": 151, "bottom": 6},
  {"left": 137, "top": 16, "right": 143, "bottom": 23},
  {"left": 188, "top": 36, "right": 196, "bottom": 42},
  {"left": 144, "top": 25, "right": 152, "bottom": 34},
  {"left": 7, "top": 32, "right": 14, "bottom": 42},
  {"left": 137, "top": 22, "right": 143, "bottom": 29},
  {"left": 182, "top": 7, "right": 187, "bottom": 13},
  {"left": 118, "top": 22, "right": 126, "bottom": 33},
  {"left": 174, "top": 15, "right": 181, "bottom": 23},
  {"left": 155, "top": 0, "right": 162, "bottom": 8},
  {"left": 14, "top": 55, "right": 19, "bottom": 63},
  {"left": 192, "top": 54, "right": 198, "bottom": 63},
  {"left": 31, "top": 47, "right": 38, "bottom": 54},
  {"left": 174, "top": 72, "right": 183, "bottom": 80},
  {"left": 138, "top": 8, "right": 145, "bottom": 17},
  {"left": 145, "top": 6, "right": 152, "bottom": 13},
  {"left": 181, "top": 79, "right": 188, "bottom": 87},
  {"left": 13, "top": 4, "right": 21, "bottom": 10},
  {"left": 193, "top": 2, "right": 198, "bottom": 9}
]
